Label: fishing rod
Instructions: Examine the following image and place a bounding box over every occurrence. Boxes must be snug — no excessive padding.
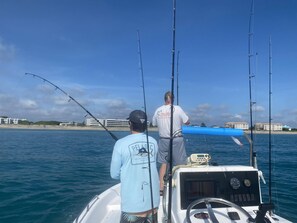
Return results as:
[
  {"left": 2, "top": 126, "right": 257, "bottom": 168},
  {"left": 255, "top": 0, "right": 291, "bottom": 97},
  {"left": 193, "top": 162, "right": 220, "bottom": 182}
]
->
[
  {"left": 167, "top": 0, "right": 177, "bottom": 222},
  {"left": 24, "top": 72, "right": 118, "bottom": 141},
  {"left": 176, "top": 50, "right": 180, "bottom": 105},
  {"left": 248, "top": 0, "right": 256, "bottom": 167},
  {"left": 268, "top": 36, "right": 272, "bottom": 204},
  {"left": 136, "top": 30, "right": 155, "bottom": 223}
]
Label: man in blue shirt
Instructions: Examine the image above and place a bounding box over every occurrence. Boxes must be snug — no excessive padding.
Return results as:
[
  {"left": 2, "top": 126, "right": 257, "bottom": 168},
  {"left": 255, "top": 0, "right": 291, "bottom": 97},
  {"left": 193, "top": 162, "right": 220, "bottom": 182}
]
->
[{"left": 110, "top": 110, "right": 160, "bottom": 223}]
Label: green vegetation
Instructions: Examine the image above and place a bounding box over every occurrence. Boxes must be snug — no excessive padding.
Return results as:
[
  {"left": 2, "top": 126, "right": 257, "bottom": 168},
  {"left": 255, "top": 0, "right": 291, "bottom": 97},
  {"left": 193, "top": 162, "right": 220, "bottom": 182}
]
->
[
  {"left": 286, "top": 128, "right": 297, "bottom": 132},
  {"left": 34, "top": 121, "right": 61, "bottom": 125},
  {"left": 16, "top": 120, "right": 85, "bottom": 126},
  {"left": 18, "top": 120, "right": 33, "bottom": 125},
  {"left": 17, "top": 120, "right": 61, "bottom": 125}
]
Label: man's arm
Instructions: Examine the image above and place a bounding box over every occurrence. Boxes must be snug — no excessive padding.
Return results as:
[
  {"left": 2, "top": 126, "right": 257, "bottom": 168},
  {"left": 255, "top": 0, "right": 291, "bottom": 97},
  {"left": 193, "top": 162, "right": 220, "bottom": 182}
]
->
[
  {"left": 152, "top": 110, "right": 158, "bottom": 127},
  {"left": 184, "top": 119, "right": 190, "bottom": 125},
  {"left": 110, "top": 143, "right": 121, "bottom": 180},
  {"left": 179, "top": 106, "right": 190, "bottom": 125}
]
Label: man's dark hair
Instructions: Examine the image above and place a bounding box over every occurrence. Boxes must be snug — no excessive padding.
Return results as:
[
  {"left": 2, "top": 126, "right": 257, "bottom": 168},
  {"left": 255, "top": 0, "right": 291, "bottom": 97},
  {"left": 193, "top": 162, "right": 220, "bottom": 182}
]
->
[{"left": 130, "top": 121, "right": 146, "bottom": 132}]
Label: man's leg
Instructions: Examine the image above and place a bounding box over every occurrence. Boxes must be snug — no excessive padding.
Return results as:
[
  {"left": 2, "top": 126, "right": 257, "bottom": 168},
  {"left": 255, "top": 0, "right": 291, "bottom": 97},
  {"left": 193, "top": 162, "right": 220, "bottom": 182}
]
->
[{"left": 159, "top": 163, "right": 166, "bottom": 195}]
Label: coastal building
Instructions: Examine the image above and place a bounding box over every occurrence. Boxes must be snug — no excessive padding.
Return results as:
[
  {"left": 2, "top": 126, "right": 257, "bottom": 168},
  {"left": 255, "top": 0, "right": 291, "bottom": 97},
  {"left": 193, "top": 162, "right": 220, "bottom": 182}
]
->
[
  {"left": 255, "top": 123, "right": 283, "bottom": 131},
  {"left": 282, "top": 125, "right": 291, "bottom": 131},
  {"left": 59, "top": 122, "right": 78, "bottom": 126},
  {"left": 0, "top": 117, "right": 19, "bottom": 125},
  {"left": 85, "top": 118, "right": 105, "bottom": 126},
  {"left": 85, "top": 118, "right": 150, "bottom": 127},
  {"left": 224, "top": 122, "right": 249, "bottom": 130},
  {"left": 85, "top": 118, "right": 129, "bottom": 127},
  {"left": 105, "top": 119, "right": 130, "bottom": 127}
]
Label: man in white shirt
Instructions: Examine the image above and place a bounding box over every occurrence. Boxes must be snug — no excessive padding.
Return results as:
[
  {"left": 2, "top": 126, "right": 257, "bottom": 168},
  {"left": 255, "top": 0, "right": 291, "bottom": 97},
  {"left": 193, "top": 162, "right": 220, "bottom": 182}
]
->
[{"left": 152, "top": 91, "right": 190, "bottom": 194}]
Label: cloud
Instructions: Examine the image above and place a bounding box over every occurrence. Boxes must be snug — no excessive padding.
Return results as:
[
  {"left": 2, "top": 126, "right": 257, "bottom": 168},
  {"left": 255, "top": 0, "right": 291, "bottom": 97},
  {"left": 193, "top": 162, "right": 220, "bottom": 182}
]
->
[
  {"left": 272, "top": 108, "right": 297, "bottom": 127},
  {"left": 196, "top": 103, "right": 211, "bottom": 112},
  {"left": 253, "top": 105, "right": 265, "bottom": 112},
  {"left": 106, "top": 99, "right": 128, "bottom": 109},
  {"left": 189, "top": 103, "right": 213, "bottom": 125},
  {"left": 102, "top": 99, "right": 131, "bottom": 118},
  {"left": 0, "top": 93, "right": 16, "bottom": 113},
  {"left": 234, "top": 114, "right": 242, "bottom": 119},
  {"left": 0, "top": 38, "right": 16, "bottom": 61},
  {"left": 188, "top": 103, "right": 252, "bottom": 126},
  {"left": 52, "top": 95, "right": 74, "bottom": 106},
  {"left": 19, "top": 99, "right": 38, "bottom": 109}
]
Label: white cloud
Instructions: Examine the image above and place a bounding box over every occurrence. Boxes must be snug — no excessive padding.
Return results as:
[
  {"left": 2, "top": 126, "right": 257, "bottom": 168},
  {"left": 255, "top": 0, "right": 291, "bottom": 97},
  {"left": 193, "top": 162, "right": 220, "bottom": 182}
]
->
[
  {"left": 53, "top": 95, "right": 73, "bottom": 105},
  {"left": 253, "top": 105, "right": 265, "bottom": 112},
  {"left": 234, "top": 114, "right": 243, "bottom": 119},
  {"left": 19, "top": 99, "right": 38, "bottom": 109},
  {"left": 0, "top": 38, "right": 16, "bottom": 61},
  {"left": 196, "top": 103, "right": 211, "bottom": 112},
  {"left": 188, "top": 103, "right": 252, "bottom": 126}
]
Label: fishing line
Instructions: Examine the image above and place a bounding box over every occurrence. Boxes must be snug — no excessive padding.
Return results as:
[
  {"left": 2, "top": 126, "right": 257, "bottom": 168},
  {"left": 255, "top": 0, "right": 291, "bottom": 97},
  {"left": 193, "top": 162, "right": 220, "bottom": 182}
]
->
[
  {"left": 24, "top": 72, "right": 118, "bottom": 141},
  {"left": 137, "top": 30, "right": 155, "bottom": 223}
]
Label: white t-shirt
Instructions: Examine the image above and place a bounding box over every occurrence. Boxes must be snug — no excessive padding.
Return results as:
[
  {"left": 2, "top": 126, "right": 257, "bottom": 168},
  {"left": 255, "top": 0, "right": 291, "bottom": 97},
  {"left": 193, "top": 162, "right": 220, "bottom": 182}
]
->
[{"left": 152, "top": 104, "right": 189, "bottom": 138}]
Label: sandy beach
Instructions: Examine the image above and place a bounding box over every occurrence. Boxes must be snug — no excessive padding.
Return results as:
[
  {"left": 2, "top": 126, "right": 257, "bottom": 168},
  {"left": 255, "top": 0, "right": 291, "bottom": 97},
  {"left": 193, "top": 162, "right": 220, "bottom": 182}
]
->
[
  {"left": 0, "top": 124, "right": 157, "bottom": 132},
  {"left": 1, "top": 124, "right": 297, "bottom": 134}
]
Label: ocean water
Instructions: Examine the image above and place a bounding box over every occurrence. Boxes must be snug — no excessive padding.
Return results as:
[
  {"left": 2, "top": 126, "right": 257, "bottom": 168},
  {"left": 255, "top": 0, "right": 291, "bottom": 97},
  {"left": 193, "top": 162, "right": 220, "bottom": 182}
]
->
[{"left": 0, "top": 129, "right": 296, "bottom": 223}]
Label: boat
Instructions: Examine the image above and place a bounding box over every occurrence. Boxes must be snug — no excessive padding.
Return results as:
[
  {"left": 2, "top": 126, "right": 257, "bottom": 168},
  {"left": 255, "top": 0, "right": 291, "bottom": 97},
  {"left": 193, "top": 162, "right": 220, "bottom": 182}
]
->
[
  {"left": 73, "top": 126, "right": 292, "bottom": 223},
  {"left": 73, "top": 0, "right": 293, "bottom": 221}
]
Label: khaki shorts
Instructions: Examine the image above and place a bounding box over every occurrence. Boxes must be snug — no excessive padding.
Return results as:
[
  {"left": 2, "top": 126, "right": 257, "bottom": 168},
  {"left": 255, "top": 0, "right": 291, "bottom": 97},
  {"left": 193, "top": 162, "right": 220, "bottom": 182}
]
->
[{"left": 157, "top": 137, "right": 187, "bottom": 165}]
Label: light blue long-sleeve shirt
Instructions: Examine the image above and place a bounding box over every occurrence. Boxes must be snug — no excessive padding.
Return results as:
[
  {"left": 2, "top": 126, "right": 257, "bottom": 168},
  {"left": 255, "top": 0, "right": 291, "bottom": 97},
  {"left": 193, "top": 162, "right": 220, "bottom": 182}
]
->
[{"left": 110, "top": 133, "right": 160, "bottom": 213}]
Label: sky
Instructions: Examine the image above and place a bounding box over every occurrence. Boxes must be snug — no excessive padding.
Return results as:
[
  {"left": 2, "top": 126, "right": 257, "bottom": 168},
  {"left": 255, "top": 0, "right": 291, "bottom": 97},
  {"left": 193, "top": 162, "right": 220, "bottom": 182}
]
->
[{"left": 1, "top": 0, "right": 297, "bottom": 127}]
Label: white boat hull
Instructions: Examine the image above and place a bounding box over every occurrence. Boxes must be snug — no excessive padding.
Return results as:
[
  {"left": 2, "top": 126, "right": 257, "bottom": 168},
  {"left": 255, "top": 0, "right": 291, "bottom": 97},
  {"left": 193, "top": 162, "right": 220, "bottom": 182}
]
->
[
  {"left": 74, "top": 167, "right": 292, "bottom": 223},
  {"left": 74, "top": 184, "right": 121, "bottom": 223}
]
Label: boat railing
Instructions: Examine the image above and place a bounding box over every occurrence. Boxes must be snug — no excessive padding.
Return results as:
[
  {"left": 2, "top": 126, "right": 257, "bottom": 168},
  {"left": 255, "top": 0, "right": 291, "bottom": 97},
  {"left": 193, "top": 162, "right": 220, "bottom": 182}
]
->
[
  {"left": 74, "top": 195, "right": 100, "bottom": 223},
  {"left": 182, "top": 126, "right": 255, "bottom": 167}
]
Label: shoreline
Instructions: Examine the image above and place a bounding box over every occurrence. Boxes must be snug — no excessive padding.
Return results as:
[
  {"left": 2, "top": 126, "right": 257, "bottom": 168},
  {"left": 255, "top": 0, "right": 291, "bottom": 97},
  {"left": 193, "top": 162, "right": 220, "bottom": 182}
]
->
[
  {"left": 0, "top": 124, "right": 296, "bottom": 134},
  {"left": 0, "top": 124, "right": 130, "bottom": 131},
  {"left": 0, "top": 124, "right": 157, "bottom": 132}
]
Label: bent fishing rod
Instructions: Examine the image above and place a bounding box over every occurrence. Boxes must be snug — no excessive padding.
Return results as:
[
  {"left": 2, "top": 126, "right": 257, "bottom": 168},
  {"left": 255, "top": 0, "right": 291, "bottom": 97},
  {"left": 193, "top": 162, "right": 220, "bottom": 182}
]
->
[
  {"left": 25, "top": 72, "right": 118, "bottom": 141},
  {"left": 137, "top": 30, "right": 155, "bottom": 223}
]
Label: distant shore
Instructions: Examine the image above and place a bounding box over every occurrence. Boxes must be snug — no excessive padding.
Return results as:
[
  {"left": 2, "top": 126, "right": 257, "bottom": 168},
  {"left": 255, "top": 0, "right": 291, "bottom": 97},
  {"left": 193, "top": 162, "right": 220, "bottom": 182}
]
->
[
  {"left": 1, "top": 124, "right": 297, "bottom": 134},
  {"left": 248, "top": 130, "right": 297, "bottom": 135},
  {"left": 0, "top": 124, "right": 156, "bottom": 132},
  {"left": 0, "top": 124, "right": 128, "bottom": 131}
]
